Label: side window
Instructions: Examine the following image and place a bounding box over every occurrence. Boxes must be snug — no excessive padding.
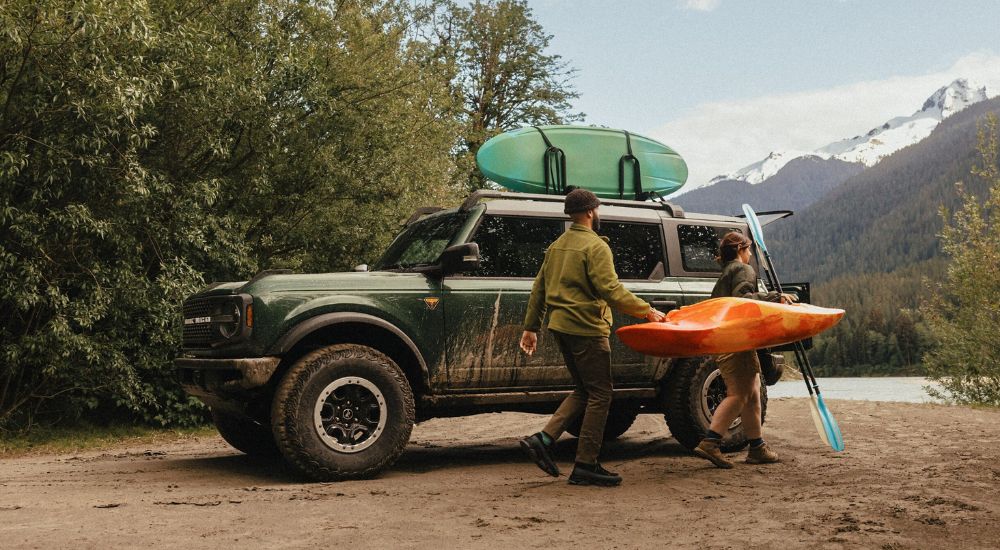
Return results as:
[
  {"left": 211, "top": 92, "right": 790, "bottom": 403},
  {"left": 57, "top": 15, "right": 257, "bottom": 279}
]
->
[
  {"left": 472, "top": 216, "right": 564, "bottom": 277},
  {"left": 599, "top": 222, "right": 665, "bottom": 280},
  {"left": 678, "top": 225, "right": 740, "bottom": 272}
]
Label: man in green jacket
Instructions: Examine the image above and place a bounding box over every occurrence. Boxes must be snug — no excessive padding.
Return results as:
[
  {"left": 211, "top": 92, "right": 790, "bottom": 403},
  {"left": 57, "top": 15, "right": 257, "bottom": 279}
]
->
[{"left": 518, "top": 188, "right": 665, "bottom": 486}]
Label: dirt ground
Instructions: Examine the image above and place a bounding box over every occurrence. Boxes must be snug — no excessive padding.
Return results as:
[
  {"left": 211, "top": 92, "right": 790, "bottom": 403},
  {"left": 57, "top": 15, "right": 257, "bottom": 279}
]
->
[{"left": 2, "top": 399, "right": 999, "bottom": 550}]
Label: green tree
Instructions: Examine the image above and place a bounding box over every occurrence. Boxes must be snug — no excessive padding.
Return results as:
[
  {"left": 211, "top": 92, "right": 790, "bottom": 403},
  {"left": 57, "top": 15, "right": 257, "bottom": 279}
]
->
[
  {"left": 433, "top": 0, "right": 583, "bottom": 190},
  {"left": 0, "top": 0, "right": 251, "bottom": 429},
  {"left": 921, "top": 114, "right": 1000, "bottom": 406},
  {"left": 215, "top": 0, "right": 462, "bottom": 272},
  {"left": 0, "top": 0, "right": 461, "bottom": 431}
]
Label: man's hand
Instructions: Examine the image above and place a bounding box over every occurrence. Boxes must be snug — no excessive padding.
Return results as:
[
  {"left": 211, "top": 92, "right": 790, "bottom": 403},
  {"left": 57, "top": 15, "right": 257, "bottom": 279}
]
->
[
  {"left": 646, "top": 308, "right": 666, "bottom": 322},
  {"left": 780, "top": 293, "right": 798, "bottom": 305},
  {"left": 520, "top": 331, "right": 538, "bottom": 356}
]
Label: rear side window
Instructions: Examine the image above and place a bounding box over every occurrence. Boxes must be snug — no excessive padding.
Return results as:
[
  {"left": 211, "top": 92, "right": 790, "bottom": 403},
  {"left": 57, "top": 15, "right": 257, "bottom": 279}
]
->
[
  {"left": 599, "top": 222, "right": 665, "bottom": 280},
  {"left": 472, "top": 216, "right": 565, "bottom": 277},
  {"left": 678, "top": 225, "right": 741, "bottom": 272}
]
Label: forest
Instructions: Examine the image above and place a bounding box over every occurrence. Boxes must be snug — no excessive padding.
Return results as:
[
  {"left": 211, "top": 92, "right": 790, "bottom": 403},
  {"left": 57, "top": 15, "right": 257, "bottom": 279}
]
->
[{"left": 0, "top": 0, "right": 579, "bottom": 430}]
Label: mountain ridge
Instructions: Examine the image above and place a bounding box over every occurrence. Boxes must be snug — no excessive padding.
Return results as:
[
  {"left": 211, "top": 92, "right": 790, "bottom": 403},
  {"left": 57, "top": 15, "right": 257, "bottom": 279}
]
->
[
  {"left": 769, "top": 94, "right": 1000, "bottom": 284},
  {"left": 707, "top": 78, "right": 991, "bottom": 186},
  {"left": 672, "top": 156, "right": 863, "bottom": 216}
]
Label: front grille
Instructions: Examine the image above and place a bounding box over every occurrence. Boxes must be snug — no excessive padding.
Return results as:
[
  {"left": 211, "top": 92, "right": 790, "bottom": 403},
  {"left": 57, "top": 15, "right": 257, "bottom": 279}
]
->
[
  {"left": 182, "top": 295, "right": 239, "bottom": 349},
  {"left": 183, "top": 297, "right": 214, "bottom": 319},
  {"left": 183, "top": 322, "right": 216, "bottom": 348}
]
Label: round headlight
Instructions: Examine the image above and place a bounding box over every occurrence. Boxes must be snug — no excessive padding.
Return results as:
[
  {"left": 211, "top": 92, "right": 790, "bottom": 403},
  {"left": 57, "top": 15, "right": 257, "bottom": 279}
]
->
[{"left": 218, "top": 302, "right": 242, "bottom": 339}]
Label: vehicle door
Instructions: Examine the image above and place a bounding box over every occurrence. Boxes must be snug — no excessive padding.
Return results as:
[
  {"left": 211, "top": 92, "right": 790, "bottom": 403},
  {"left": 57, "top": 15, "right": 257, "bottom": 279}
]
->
[
  {"left": 662, "top": 220, "right": 756, "bottom": 303},
  {"left": 441, "top": 214, "right": 570, "bottom": 390},
  {"left": 602, "top": 220, "right": 684, "bottom": 385}
]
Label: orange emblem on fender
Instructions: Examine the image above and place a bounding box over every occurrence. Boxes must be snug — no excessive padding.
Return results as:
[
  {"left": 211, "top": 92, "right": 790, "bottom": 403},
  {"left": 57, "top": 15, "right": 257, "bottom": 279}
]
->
[{"left": 422, "top": 297, "right": 441, "bottom": 311}]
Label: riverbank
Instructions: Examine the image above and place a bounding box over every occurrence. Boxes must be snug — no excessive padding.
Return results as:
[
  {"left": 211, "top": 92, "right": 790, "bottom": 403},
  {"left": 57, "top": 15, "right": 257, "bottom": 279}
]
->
[
  {"left": 2, "top": 399, "right": 998, "bottom": 549},
  {"left": 770, "top": 376, "right": 941, "bottom": 403}
]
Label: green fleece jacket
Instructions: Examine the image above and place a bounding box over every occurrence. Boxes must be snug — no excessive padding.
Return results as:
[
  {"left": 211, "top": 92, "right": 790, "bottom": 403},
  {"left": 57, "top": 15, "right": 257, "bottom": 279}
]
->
[
  {"left": 524, "top": 223, "right": 651, "bottom": 337},
  {"left": 711, "top": 260, "right": 781, "bottom": 301}
]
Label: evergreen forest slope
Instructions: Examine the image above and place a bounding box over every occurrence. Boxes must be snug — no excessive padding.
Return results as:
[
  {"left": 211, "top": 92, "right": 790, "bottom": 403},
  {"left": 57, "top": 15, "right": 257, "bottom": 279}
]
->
[
  {"left": 766, "top": 97, "right": 1000, "bottom": 374},
  {"left": 673, "top": 157, "right": 864, "bottom": 216}
]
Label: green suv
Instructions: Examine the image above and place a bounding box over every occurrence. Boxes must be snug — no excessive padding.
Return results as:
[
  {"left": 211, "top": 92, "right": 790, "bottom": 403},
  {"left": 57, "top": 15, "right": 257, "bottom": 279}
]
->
[{"left": 175, "top": 190, "right": 802, "bottom": 481}]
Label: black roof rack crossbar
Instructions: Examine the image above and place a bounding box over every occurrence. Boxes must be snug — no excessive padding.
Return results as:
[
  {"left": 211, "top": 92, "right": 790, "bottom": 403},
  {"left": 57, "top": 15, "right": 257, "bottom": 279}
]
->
[{"left": 460, "top": 190, "right": 685, "bottom": 218}]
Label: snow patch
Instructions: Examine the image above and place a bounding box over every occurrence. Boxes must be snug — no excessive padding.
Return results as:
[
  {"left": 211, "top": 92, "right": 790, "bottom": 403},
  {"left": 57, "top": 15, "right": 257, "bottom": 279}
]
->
[{"left": 715, "top": 78, "right": 991, "bottom": 184}]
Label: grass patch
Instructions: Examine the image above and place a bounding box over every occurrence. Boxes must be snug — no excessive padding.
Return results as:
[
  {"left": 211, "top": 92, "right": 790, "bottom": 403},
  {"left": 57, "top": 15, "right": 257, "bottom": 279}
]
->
[{"left": 0, "top": 424, "right": 217, "bottom": 458}]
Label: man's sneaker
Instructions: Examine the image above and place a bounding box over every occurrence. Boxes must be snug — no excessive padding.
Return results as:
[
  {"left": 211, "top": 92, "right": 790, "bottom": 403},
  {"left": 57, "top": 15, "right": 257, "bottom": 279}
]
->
[
  {"left": 745, "top": 443, "right": 780, "bottom": 464},
  {"left": 568, "top": 462, "right": 622, "bottom": 487},
  {"left": 693, "top": 439, "right": 734, "bottom": 469},
  {"left": 519, "top": 433, "right": 560, "bottom": 477}
]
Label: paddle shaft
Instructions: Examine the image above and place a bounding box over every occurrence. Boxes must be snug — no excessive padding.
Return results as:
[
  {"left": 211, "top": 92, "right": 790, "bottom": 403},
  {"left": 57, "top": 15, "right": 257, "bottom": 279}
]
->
[
  {"left": 742, "top": 203, "right": 843, "bottom": 450},
  {"left": 756, "top": 247, "right": 824, "bottom": 397}
]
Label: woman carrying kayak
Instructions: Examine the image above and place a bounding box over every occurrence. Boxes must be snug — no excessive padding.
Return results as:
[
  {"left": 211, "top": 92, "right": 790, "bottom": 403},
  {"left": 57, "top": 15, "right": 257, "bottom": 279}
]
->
[{"left": 694, "top": 231, "right": 796, "bottom": 468}]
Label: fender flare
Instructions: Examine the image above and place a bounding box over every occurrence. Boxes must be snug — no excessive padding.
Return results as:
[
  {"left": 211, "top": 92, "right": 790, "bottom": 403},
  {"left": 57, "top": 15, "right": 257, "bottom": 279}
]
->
[{"left": 269, "top": 312, "right": 428, "bottom": 383}]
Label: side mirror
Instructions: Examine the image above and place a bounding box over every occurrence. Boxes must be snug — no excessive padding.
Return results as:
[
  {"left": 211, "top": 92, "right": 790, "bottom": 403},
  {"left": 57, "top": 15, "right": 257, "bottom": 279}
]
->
[{"left": 439, "top": 243, "right": 480, "bottom": 277}]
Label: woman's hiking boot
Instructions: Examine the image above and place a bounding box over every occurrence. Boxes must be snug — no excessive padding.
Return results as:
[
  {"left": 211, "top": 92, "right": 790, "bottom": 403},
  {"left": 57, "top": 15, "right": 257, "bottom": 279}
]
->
[
  {"left": 568, "top": 462, "right": 622, "bottom": 487},
  {"left": 520, "top": 433, "right": 560, "bottom": 477},
  {"left": 693, "top": 439, "right": 734, "bottom": 469},
  {"left": 745, "top": 443, "right": 780, "bottom": 464}
]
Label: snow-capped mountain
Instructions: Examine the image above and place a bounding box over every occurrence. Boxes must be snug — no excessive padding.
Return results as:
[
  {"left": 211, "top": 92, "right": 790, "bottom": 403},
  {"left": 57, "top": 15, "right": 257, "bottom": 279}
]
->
[
  {"left": 714, "top": 149, "right": 817, "bottom": 185},
  {"left": 711, "top": 78, "right": 991, "bottom": 185}
]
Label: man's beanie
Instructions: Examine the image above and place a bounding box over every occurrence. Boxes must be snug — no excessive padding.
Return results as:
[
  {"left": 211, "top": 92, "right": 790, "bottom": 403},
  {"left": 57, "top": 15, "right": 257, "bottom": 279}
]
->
[{"left": 564, "top": 188, "right": 601, "bottom": 214}]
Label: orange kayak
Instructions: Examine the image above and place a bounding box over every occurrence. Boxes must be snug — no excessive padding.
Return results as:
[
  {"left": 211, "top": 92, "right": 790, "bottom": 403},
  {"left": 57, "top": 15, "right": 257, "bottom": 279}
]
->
[{"left": 616, "top": 297, "right": 845, "bottom": 358}]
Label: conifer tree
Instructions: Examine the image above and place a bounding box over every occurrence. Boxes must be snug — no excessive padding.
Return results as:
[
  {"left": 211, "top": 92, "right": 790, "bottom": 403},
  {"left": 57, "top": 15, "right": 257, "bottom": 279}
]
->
[{"left": 921, "top": 114, "right": 1000, "bottom": 405}]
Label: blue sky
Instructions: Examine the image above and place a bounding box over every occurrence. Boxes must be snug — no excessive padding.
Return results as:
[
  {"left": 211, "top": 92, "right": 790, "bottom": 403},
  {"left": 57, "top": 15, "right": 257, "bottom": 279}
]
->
[{"left": 528, "top": 0, "right": 1000, "bottom": 187}]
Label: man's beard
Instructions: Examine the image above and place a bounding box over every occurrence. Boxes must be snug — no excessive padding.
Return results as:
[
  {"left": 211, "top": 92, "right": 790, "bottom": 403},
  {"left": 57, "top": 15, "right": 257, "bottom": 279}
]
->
[{"left": 592, "top": 212, "right": 601, "bottom": 233}]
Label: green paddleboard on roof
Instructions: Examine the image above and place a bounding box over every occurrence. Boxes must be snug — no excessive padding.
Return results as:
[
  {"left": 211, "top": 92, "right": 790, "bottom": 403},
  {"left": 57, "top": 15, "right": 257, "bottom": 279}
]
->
[{"left": 475, "top": 125, "right": 688, "bottom": 199}]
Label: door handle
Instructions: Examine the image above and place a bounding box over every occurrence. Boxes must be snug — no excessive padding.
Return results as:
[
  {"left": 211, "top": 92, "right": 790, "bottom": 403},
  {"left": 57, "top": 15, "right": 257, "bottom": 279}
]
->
[{"left": 651, "top": 300, "right": 678, "bottom": 311}]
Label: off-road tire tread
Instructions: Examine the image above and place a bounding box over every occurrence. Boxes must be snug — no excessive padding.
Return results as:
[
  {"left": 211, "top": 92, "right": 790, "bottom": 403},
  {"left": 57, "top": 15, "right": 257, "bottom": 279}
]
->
[
  {"left": 211, "top": 409, "right": 281, "bottom": 457},
  {"left": 271, "top": 344, "right": 415, "bottom": 481},
  {"left": 662, "top": 357, "right": 767, "bottom": 452}
]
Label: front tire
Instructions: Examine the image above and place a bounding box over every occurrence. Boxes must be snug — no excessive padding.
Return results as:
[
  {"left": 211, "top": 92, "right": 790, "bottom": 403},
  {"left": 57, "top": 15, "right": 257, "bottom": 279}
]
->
[
  {"left": 271, "top": 344, "right": 415, "bottom": 481},
  {"left": 662, "top": 356, "right": 768, "bottom": 452},
  {"left": 211, "top": 409, "right": 280, "bottom": 457}
]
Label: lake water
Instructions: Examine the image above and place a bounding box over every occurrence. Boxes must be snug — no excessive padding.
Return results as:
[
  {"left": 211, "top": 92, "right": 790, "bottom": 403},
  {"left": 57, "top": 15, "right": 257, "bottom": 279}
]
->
[{"left": 768, "top": 376, "right": 943, "bottom": 403}]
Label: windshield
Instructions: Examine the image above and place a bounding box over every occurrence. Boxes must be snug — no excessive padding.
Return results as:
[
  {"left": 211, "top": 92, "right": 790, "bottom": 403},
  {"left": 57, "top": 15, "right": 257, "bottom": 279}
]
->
[{"left": 374, "top": 212, "right": 467, "bottom": 271}]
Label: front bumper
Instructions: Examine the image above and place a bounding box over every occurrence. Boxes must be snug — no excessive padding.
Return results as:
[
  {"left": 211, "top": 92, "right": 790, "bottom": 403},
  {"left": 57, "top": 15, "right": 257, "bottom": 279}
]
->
[{"left": 175, "top": 356, "right": 282, "bottom": 401}]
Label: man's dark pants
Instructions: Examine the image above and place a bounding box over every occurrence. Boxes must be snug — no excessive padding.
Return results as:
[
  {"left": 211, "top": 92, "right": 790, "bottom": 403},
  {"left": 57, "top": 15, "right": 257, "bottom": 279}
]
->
[{"left": 542, "top": 330, "right": 613, "bottom": 465}]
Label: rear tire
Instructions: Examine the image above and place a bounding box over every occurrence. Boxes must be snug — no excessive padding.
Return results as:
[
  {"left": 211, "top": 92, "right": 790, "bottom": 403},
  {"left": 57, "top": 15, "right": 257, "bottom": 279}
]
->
[
  {"left": 564, "top": 401, "right": 641, "bottom": 441},
  {"left": 271, "top": 344, "right": 415, "bottom": 481},
  {"left": 662, "top": 356, "right": 768, "bottom": 452},
  {"left": 211, "top": 409, "right": 281, "bottom": 457}
]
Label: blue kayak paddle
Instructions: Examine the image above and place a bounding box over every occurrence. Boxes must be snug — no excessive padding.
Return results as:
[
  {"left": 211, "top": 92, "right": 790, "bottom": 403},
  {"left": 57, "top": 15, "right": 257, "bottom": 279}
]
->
[{"left": 742, "top": 204, "right": 845, "bottom": 452}]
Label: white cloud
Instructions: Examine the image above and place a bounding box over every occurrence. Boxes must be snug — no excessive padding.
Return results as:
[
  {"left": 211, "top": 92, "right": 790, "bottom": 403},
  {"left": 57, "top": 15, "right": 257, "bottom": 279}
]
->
[
  {"left": 680, "top": 0, "right": 721, "bottom": 12},
  {"left": 649, "top": 52, "right": 1000, "bottom": 193}
]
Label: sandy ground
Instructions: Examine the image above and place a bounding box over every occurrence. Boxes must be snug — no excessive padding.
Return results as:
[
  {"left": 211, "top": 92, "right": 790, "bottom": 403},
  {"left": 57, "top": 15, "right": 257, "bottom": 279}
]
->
[{"left": 2, "top": 399, "right": 999, "bottom": 550}]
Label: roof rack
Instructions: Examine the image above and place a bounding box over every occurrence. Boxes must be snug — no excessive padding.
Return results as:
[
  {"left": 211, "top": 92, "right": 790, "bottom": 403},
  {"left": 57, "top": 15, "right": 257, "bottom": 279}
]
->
[{"left": 460, "top": 190, "right": 685, "bottom": 218}]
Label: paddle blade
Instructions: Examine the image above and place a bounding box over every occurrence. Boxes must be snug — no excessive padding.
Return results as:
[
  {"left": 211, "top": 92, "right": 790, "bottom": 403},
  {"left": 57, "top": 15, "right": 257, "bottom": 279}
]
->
[
  {"left": 808, "top": 395, "right": 831, "bottom": 447},
  {"left": 742, "top": 204, "right": 767, "bottom": 253},
  {"left": 815, "top": 394, "right": 845, "bottom": 452}
]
